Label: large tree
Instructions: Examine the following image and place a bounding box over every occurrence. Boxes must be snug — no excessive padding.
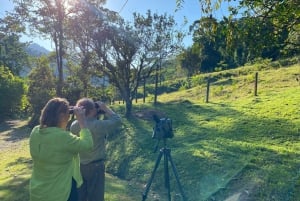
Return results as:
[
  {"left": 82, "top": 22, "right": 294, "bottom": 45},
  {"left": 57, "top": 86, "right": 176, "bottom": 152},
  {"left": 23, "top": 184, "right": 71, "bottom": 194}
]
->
[
  {"left": 13, "top": 0, "right": 75, "bottom": 96},
  {"left": 66, "top": 0, "right": 113, "bottom": 97},
  {"left": 87, "top": 9, "right": 183, "bottom": 117},
  {"left": 132, "top": 11, "right": 184, "bottom": 104}
]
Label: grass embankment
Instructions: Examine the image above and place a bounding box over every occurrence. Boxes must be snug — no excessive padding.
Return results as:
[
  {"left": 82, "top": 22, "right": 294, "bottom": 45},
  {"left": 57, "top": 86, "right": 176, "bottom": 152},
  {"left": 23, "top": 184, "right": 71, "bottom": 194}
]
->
[{"left": 1, "top": 63, "right": 300, "bottom": 201}]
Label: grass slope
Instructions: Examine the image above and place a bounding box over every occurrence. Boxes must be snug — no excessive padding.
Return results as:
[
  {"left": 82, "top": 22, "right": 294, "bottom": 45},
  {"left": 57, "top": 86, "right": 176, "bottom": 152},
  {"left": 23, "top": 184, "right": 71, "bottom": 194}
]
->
[
  {"left": 0, "top": 62, "right": 300, "bottom": 201},
  {"left": 107, "top": 63, "right": 300, "bottom": 201}
]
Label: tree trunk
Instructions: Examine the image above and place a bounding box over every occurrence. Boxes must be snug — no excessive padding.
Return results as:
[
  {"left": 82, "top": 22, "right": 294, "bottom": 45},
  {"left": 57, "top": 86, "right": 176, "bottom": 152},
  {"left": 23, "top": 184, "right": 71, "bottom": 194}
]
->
[
  {"left": 56, "top": 4, "right": 64, "bottom": 97},
  {"left": 125, "top": 98, "right": 132, "bottom": 118},
  {"left": 143, "top": 77, "right": 146, "bottom": 103}
]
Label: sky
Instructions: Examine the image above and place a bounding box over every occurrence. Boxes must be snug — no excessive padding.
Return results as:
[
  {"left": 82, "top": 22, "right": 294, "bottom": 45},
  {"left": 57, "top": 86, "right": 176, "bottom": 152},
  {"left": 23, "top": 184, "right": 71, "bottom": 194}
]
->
[{"left": 0, "top": 0, "right": 235, "bottom": 50}]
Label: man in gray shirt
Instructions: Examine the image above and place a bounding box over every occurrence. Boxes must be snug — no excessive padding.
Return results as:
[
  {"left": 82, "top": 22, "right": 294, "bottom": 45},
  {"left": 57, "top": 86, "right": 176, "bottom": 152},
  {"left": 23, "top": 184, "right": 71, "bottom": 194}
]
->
[{"left": 70, "top": 98, "right": 121, "bottom": 201}]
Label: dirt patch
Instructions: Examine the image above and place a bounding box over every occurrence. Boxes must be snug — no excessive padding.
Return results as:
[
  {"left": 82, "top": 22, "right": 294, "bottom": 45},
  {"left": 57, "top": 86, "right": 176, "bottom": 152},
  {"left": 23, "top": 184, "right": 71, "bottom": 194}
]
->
[
  {"left": 208, "top": 164, "right": 263, "bottom": 201},
  {"left": 224, "top": 181, "right": 259, "bottom": 201}
]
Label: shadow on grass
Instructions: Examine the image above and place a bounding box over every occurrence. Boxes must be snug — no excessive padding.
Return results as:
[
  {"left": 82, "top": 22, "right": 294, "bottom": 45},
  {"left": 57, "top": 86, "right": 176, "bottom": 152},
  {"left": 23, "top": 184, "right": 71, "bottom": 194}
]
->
[
  {"left": 0, "top": 176, "right": 30, "bottom": 201},
  {"left": 108, "top": 100, "right": 300, "bottom": 201},
  {"left": 0, "top": 156, "right": 31, "bottom": 201},
  {"left": 0, "top": 120, "right": 30, "bottom": 142}
]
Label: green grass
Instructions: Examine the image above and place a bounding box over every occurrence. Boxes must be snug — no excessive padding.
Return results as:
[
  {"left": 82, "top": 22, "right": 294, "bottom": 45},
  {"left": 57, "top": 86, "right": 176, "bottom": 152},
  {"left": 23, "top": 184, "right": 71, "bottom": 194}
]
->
[
  {"left": 1, "top": 63, "right": 300, "bottom": 200},
  {"left": 0, "top": 121, "right": 143, "bottom": 201}
]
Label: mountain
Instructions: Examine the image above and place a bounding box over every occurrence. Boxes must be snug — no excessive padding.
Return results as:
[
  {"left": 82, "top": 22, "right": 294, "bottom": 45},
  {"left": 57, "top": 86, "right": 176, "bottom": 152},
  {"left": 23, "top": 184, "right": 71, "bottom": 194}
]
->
[
  {"left": 25, "top": 43, "right": 50, "bottom": 56},
  {"left": 19, "top": 43, "right": 51, "bottom": 77}
]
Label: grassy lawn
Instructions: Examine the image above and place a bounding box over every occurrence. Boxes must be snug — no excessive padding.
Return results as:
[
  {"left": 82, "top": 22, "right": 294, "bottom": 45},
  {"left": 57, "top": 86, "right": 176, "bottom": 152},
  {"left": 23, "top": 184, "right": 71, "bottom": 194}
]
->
[
  {"left": 1, "top": 63, "right": 300, "bottom": 201},
  {"left": 0, "top": 120, "right": 143, "bottom": 201}
]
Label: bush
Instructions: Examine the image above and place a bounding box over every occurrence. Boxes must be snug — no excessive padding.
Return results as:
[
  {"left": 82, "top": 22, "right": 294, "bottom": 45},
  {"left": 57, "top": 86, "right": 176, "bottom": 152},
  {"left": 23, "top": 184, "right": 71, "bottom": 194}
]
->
[{"left": 0, "top": 66, "right": 27, "bottom": 121}]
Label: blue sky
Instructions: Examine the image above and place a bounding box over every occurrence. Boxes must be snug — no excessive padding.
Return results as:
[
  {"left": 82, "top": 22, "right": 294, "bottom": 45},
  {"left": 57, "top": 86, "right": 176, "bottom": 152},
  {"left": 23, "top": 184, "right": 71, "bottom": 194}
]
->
[{"left": 1, "top": 0, "right": 235, "bottom": 50}]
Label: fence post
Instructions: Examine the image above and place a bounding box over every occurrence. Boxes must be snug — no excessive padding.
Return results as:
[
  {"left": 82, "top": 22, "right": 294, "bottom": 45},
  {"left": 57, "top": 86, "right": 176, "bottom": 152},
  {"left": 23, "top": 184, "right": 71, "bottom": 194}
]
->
[
  {"left": 254, "top": 72, "right": 258, "bottom": 96},
  {"left": 206, "top": 79, "right": 210, "bottom": 103}
]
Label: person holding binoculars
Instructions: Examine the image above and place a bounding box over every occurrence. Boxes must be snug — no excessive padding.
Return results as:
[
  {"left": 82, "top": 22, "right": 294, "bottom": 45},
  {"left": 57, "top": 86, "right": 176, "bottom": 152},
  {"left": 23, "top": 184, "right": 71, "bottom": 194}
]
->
[
  {"left": 70, "top": 98, "right": 122, "bottom": 201},
  {"left": 29, "top": 97, "right": 94, "bottom": 201}
]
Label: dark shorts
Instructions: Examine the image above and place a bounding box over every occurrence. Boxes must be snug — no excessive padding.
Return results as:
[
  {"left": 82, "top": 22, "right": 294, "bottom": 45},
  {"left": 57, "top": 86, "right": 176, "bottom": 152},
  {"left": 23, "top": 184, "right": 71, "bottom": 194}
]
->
[{"left": 78, "top": 160, "right": 105, "bottom": 201}]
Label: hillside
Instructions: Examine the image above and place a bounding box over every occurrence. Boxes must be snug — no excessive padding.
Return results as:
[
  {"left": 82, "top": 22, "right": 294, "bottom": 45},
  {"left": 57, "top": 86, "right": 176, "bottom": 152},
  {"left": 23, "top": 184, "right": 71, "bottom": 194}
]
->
[
  {"left": 25, "top": 43, "right": 50, "bottom": 57},
  {"left": 106, "top": 61, "right": 300, "bottom": 201},
  {"left": 0, "top": 60, "right": 300, "bottom": 201}
]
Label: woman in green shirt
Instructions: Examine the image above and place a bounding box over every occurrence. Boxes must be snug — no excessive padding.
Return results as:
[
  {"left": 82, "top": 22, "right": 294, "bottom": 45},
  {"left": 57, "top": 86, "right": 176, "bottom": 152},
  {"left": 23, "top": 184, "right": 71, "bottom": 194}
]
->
[{"left": 29, "top": 97, "right": 93, "bottom": 201}]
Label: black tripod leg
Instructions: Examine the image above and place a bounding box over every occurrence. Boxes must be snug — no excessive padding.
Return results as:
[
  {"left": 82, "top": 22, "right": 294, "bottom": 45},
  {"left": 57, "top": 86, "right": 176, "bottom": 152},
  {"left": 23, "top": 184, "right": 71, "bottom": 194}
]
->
[
  {"left": 142, "top": 150, "right": 164, "bottom": 201},
  {"left": 167, "top": 150, "right": 188, "bottom": 201},
  {"left": 164, "top": 149, "right": 171, "bottom": 201}
]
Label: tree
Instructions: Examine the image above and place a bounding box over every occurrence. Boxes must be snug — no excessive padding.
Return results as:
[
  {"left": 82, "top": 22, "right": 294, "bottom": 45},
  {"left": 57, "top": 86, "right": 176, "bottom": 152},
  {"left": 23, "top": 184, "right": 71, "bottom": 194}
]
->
[
  {"left": 179, "top": 0, "right": 299, "bottom": 57},
  {"left": 13, "top": 0, "right": 74, "bottom": 96},
  {"left": 89, "top": 10, "right": 183, "bottom": 117},
  {"left": 132, "top": 11, "right": 184, "bottom": 104},
  {"left": 188, "top": 16, "right": 222, "bottom": 72},
  {"left": 66, "top": 0, "right": 111, "bottom": 97},
  {"left": 27, "top": 56, "right": 56, "bottom": 127},
  {"left": 238, "top": 0, "right": 300, "bottom": 57},
  {"left": 182, "top": 0, "right": 299, "bottom": 72},
  {"left": 0, "top": 15, "right": 29, "bottom": 75},
  {"left": 178, "top": 45, "right": 202, "bottom": 76}
]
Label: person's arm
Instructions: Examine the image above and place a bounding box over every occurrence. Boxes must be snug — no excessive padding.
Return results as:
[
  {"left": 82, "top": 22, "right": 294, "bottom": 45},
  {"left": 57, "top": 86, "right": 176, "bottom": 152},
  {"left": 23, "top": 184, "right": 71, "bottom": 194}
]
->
[
  {"left": 94, "top": 101, "right": 122, "bottom": 133},
  {"left": 67, "top": 107, "right": 93, "bottom": 151},
  {"left": 95, "top": 101, "right": 116, "bottom": 117},
  {"left": 70, "top": 106, "right": 87, "bottom": 135}
]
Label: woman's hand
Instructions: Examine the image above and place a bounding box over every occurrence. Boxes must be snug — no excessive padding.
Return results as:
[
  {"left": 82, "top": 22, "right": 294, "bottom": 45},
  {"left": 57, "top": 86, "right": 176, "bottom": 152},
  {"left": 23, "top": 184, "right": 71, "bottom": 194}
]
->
[{"left": 73, "top": 106, "right": 87, "bottom": 128}]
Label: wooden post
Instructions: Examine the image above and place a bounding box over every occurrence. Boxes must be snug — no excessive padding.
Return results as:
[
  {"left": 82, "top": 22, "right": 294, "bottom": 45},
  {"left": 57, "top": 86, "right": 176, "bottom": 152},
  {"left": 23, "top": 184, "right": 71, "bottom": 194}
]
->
[
  {"left": 143, "top": 77, "right": 146, "bottom": 103},
  {"left": 206, "top": 79, "right": 210, "bottom": 103},
  {"left": 135, "top": 88, "right": 138, "bottom": 103},
  {"left": 254, "top": 72, "right": 258, "bottom": 96}
]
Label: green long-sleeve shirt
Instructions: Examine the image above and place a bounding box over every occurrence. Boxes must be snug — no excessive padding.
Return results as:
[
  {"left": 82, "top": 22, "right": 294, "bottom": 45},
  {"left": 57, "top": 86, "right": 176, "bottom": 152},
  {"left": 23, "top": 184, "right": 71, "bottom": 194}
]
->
[{"left": 29, "top": 126, "right": 93, "bottom": 201}]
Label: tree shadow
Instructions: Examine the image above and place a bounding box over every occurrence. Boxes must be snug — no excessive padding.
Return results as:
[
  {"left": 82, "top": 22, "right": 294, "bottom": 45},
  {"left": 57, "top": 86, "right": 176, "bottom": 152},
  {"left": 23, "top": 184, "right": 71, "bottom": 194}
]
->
[
  {"left": 0, "top": 120, "right": 30, "bottom": 142},
  {"left": 130, "top": 100, "right": 300, "bottom": 201},
  {"left": 0, "top": 156, "right": 31, "bottom": 201}
]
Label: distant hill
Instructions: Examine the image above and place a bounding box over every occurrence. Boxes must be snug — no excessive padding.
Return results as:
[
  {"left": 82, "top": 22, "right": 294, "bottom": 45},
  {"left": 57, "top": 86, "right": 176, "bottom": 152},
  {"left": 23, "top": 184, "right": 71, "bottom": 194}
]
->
[
  {"left": 25, "top": 43, "right": 50, "bottom": 57},
  {"left": 19, "top": 43, "right": 51, "bottom": 77}
]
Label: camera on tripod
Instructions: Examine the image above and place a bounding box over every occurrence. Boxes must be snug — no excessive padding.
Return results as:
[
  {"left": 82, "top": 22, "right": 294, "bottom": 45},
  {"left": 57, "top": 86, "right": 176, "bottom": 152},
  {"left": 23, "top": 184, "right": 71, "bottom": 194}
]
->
[
  {"left": 152, "top": 114, "right": 174, "bottom": 140},
  {"left": 143, "top": 115, "right": 187, "bottom": 201}
]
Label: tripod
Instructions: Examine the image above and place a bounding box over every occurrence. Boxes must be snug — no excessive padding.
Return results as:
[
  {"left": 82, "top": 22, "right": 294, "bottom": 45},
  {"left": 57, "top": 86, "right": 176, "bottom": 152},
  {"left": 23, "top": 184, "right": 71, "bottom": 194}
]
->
[{"left": 142, "top": 139, "right": 187, "bottom": 201}]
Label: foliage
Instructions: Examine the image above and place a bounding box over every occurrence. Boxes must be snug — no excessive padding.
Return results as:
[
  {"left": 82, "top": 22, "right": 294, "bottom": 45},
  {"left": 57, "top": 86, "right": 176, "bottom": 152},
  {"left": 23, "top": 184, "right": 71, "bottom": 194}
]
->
[
  {"left": 27, "top": 56, "right": 56, "bottom": 127},
  {"left": 176, "top": 0, "right": 299, "bottom": 77},
  {"left": 177, "top": 45, "right": 202, "bottom": 76},
  {"left": 0, "top": 15, "right": 29, "bottom": 75},
  {"left": 66, "top": 0, "right": 107, "bottom": 96},
  {"left": 85, "top": 9, "right": 183, "bottom": 117},
  {"left": 12, "top": 0, "right": 79, "bottom": 96},
  {"left": 0, "top": 66, "right": 27, "bottom": 121}
]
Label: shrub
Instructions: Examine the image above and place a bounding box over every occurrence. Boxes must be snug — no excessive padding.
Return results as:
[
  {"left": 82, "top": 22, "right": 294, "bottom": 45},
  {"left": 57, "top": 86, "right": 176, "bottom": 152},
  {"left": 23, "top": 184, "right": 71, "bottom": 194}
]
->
[{"left": 0, "top": 66, "right": 27, "bottom": 121}]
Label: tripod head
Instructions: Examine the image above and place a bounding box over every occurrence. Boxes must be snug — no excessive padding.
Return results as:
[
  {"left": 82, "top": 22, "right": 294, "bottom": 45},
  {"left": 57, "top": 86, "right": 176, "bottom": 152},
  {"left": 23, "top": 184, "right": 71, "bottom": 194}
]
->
[{"left": 153, "top": 137, "right": 169, "bottom": 153}]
